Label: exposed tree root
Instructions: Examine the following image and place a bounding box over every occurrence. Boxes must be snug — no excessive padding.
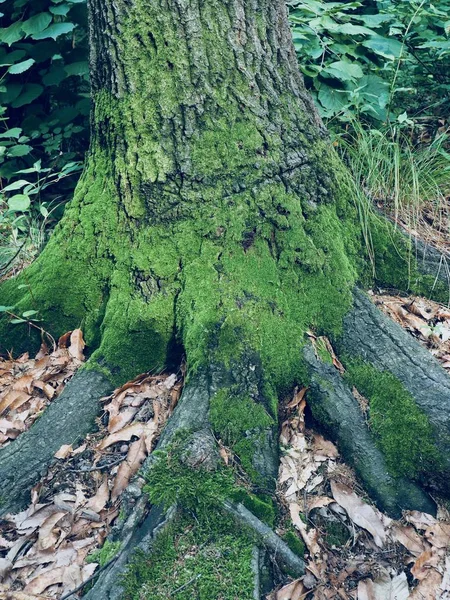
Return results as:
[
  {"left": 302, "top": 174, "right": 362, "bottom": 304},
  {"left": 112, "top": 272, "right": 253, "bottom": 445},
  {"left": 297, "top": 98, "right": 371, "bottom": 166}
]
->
[
  {"left": 0, "top": 368, "right": 112, "bottom": 515},
  {"left": 340, "top": 289, "right": 450, "bottom": 494},
  {"left": 304, "top": 343, "right": 436, "bottom": 518}
]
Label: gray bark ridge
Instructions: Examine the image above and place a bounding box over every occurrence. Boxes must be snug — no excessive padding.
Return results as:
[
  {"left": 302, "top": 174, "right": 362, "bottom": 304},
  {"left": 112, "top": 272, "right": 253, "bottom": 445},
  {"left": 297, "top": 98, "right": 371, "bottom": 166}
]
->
[
  {"left": 303, "top": 344, "right": 436, "bottom": 519},
  {"left": 339, "top": 288, "right": 450, "bottom": 493},
  {"left": 0, "top": 368, "right": 112, "bottom": 516}
]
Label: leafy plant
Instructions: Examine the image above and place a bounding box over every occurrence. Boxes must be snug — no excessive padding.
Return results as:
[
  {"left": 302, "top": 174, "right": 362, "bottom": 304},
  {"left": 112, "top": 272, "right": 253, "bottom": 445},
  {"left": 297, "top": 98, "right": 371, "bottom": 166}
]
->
[
  {"left": 287, "top": 0, "right": 450, "bottom": 121},
  {"left": 0, "top": 0, "right": 88, "bottom": 274}
]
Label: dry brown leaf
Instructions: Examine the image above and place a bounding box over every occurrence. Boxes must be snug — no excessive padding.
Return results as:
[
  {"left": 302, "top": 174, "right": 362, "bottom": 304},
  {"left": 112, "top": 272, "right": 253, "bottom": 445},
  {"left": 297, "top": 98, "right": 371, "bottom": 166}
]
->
[
  {"left": 390, "top": 524, "right": 427, "bottom": 557},
  {"left": 287, "top": 387, "right": 307, "bottom": 410},
  {"left": 68, "top": 329, "right": 85, "bottom": 362},
  {"left": 86, "top": 476, "right": 110, "bottom": 513},
  {"left": 424, "top": 522, "right": 450, "bottom": 548},
  {"left": 289, "top": 503, "right": 320, "bottom": 556},
  {"left": 24, "top": 566, "right": 65, "bottom": 593},
  {"left": 312, "top": 434, "right": 338, "bottom": 459},
  {"left": 358, "top": 572, "right": 409, "bottom": 600},
  {"left": 96, "top": 422, "right": 145, "bottom": 450},
  {"left": 307, "top": 496, "right": 334, "bottom": 511},
  {"left": 0, "top": 390, "right": 31, "bottom": 416},
  {"left": 54, "top": 444, "right": 73, "bottom": 459},
  {"left": 406, "top": 511, "right": 437, "bottom": 530},
  {"left": 409, "top": 568, "right": 443, "bottom": 599},
  {"left": 107, "top": 407, "right": 138, "bottom": 433},
  {"left": 331, "top": 481, "right": 386, "bottom": 547},
  {"left": 37, "top": 511, "right": 67, "bottom": 551},
  {"left": 277, "top": 579, "right": 307, "bottom": 600},
  {"left": 111, "top": 437, "right": 146, "bottom": 501}
]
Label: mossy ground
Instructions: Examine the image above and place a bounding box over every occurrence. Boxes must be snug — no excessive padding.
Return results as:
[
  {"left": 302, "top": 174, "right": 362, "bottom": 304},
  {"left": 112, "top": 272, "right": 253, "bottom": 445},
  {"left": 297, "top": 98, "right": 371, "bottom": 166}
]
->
[
  {"left": 122, "top": 513, "right": 256, "bottom": 600},
  {"left": 343, "top": 359, "right": 440, "bottom": 479}
]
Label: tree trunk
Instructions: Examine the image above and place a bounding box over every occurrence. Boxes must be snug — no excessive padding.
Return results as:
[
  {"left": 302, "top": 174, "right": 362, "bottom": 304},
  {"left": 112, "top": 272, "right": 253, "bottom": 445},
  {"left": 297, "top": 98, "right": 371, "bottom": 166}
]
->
[{"left": 1, "top": 0, "right": 450, "bottom": 596}]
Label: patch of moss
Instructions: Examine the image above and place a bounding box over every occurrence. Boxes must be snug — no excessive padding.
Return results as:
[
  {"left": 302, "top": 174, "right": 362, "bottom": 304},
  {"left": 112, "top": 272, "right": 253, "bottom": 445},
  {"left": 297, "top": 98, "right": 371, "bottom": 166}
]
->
[
  {"left": 344, "top": 359, "right": 440, "bottom": 478},
  {"left": 369, "top": 213, "right": 448, "bottom": 302},
  {"left": 324, "top": 520, "right": 350, "bottom": 547},
  {"left": 209, "top": 388, "right": 274, "bottom": 483},
  {"left": 315, "top": 337, "right": 333, "bottom": 364},
  {"left": 144, "top": 433, "right": 235, "bottom": 513},
  {"left": 282, "top": 530, "right": 305, "bottom": 556},
  {"left": 122, "top": 513, "right": 256, "bottom": 600},
  {"left": 230, "top": 489, "right": 276, "bottom": 527},
  {"left": 86, "top": 539, "right": 121, "bottom": 567}
]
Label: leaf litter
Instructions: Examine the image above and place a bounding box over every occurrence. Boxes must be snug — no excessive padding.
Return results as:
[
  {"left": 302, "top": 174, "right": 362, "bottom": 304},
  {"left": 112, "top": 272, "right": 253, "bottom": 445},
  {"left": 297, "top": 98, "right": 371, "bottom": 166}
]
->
[
  {"left": 0, "top": 334, "right": 182, "bottom": 599},
  {"left": 273, "top": 381, "right": 450, "bottom": 600},
  {"left": 0, "top": 330, "right": 86, "bottom": 449}
]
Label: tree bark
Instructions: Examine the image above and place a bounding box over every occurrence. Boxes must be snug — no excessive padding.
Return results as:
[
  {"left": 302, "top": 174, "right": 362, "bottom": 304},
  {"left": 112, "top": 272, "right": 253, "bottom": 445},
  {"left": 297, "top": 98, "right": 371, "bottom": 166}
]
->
[{"left": 1, "top": 0, "right": 450, "bottom": 596}]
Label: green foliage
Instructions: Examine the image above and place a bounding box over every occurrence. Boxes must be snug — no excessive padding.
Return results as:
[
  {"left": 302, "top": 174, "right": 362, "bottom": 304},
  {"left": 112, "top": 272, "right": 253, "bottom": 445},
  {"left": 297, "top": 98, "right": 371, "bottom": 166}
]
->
[
  {"left": 0, "top": 0, "right": 88, "bottom": 274},
  {"left": 344, "top": 358, "right": 441, "bottom": 478},
  {"left": 283, "top": 529, "right": 306, "bottom": 556},
  {"left": 288, "top": 0, "right": 450, "bottom": 121},
  {"left": 122, "top": 514, "right": 256, "bottom": 600}
]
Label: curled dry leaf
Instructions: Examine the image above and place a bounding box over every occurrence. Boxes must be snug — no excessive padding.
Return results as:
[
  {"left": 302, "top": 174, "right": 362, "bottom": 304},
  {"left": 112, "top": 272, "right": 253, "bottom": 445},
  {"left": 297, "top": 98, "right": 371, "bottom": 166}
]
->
[
  {"left": 331, "top": 481, "right": 386, "bottom": 547},
  {"left": 111, "top": 437, "right": 147, "bottom": 501},
  {"left": 277, "top": 579, "right": 307, "bottom": 600},
  {"left": 54, "top": 444, "right": 73, "bottom": 459},
  {"left": 289, "top": 503, "right": 320, "bottom": 556},
  {"left": 390, "top": 524, "right": 428, "bottom": 557}
]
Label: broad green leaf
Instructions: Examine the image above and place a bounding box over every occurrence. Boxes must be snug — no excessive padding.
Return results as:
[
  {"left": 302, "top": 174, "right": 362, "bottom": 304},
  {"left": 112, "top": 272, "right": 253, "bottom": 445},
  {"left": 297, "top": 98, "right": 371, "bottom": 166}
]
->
[
  {"left": 50, "top": 4, "right": 71, "bottom": 15},
  {"left": 362, "top": 35, "right": 403, "bottom": 60},
  {"left": 64, "top": 61, "right": 89, "bottom": 76},
  {"left": 0, "top": 128, "right": 22, "bottom": 139},
  {"left": 323, "top": 60, "right": 364, "bottom": 81},
  {"left": 0, "top": 22, "right": 24, "bottom": 46},
  {"left": 11, "top": 84, "right": 43, "bottom": 108},
  {"left": 22, "top": 310, "right": 39, "bottom": 317},
  {"left": 318, "top": 84, "right": 348, "bottom": 115},
  {"left": 2, "top": 179, "right": 31, "bottom": 192},
  {"left": 7, "top": 145, "right": 32, "bottom": 157},
  {"left": 0, "top": 49, "right": 26, "bottom": 66},
  {"left": 31, "top": 22, "right": 75, "bottom": 41},
  {"left": 22, "top": 13, "right": 52, "bottom": 36},
  {"left": 8, "top": 58, "right": 35, "bottom": 75},
  {"left": 8, "top": 194, "right": 31, "bottom": 212}
]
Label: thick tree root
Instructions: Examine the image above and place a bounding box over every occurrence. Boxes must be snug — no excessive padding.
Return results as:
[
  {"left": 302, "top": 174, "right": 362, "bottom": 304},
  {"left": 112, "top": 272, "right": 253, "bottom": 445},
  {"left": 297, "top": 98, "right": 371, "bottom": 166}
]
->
[
  {"left": 0, "top": 368, "right": 112, "bottom": 515},
  {"left": 304, "top": 344, "right": 436, "bottom": 518},
  {"left": 222, "top": 501, "right": 305, "bottom": 578},
  {"left": 340, "top": 289, "right": 450, "bottom": 493}
]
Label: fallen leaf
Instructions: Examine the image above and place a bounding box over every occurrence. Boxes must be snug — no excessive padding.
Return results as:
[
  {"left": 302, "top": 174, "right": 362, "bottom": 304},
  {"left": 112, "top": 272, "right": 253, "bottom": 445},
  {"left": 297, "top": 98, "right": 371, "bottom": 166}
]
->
[
  {"left": 68, "top": 329, "right": 85, "bottom": 361},
  {"left": 97, "top": 422, "right": 145, "bottom": 450},
  {"left": 277, "top": 579, "right": 307, "bottom": 600},
  {"left": 331, "top": 481, "right": 386, "bottom": 547},
  {"left": 54, "top": 444, "right": 73, "bottom": 459},
  {"left": 289, "top": 503, "right": 320, "bottom": 556}
]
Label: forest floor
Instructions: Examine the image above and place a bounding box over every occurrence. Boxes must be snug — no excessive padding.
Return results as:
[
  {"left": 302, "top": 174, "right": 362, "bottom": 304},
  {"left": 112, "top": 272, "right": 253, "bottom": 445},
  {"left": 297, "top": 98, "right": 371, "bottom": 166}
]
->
[{"left": 0, "top": 207, "right": 450, "bottom": 599}]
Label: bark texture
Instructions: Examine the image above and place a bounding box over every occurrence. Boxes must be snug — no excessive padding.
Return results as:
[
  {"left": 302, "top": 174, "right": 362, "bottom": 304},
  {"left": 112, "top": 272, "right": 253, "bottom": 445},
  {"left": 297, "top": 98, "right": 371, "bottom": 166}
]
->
[{"left": 0, "top": 369, "right": 112, "bottom": 515}]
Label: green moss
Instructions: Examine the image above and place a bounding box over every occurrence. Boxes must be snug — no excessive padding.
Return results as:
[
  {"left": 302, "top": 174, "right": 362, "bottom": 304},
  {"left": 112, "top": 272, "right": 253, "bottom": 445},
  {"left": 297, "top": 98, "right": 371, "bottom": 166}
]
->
[
  {"left": 323, "top": 520, "right": 350, "bottom": 547},
  {"left": 369, "top": 213, "right": 448, "bottom": 302},
  {"left": 282, "top": 530, "right": 306, "bottom": 556},
  {"left": 144, "top": 434, "right": 235, "bottom": 513},
  {"left": 209, "top": 388, "right": 274, "bottom": 483},
  {"left": 230, "top": 489, "right": 276, "bottom": 527},
  {"left": 315, "top": 337, "right": 333, "bottom": 364},
  {"left": 122, "top": 513, "right": 256, "bottom": 600},
  {"left": 344, "top": 359, "right": 440, "bottom": 478},
  {"left": 86, "top": 540, "right": 121, "bottom": 567}
]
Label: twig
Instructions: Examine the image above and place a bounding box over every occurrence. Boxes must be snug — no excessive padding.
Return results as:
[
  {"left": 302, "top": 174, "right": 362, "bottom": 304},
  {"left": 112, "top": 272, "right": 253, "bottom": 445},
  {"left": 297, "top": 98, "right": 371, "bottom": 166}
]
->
[
  {"left": 69, "top": 456, "right": 125, "bottom": 473},
  {"left": 59, "top": 554, "right": 119, "bottom": 600},
  {"left": 169, "top": 574, "right": 202, "bottom": 596}
]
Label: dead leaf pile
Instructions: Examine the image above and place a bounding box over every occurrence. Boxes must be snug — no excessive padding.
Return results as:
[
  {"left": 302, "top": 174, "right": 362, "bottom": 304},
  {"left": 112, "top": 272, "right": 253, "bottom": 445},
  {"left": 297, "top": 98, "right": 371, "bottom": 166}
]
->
[
  {"left": 274, "top": 390, "right": 450, "bottom": 600},
  {"left": 372, "top": 293, "right": 450, "bottom": 371},
  {"left": 0, "top": 370, "right": 182, "bottom": 599},
  {"left": 0, "top": 330, "right": 86, "bottom": 449}
]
